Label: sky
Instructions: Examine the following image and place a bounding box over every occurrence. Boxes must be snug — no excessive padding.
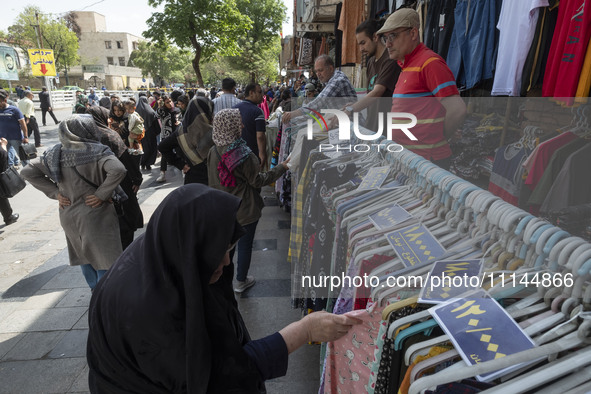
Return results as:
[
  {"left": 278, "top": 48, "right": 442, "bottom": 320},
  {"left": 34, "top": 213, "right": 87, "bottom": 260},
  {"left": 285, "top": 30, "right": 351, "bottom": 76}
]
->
[{"left": 1, "top": 0, "right": 293, "bottom": 40}]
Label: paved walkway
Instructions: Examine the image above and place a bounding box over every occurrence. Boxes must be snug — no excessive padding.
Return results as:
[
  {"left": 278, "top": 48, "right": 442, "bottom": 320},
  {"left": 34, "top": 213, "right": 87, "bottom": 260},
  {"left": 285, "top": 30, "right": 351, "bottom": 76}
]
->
[{"left": 0, "top": 109, "right": 320, "bottom": 393}]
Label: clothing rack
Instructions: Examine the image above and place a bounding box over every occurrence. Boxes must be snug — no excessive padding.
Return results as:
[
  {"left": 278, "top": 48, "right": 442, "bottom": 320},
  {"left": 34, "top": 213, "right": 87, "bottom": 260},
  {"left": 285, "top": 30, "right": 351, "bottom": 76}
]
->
[{"left": 286, "top": 135, "right": 591, "bottom": 393}]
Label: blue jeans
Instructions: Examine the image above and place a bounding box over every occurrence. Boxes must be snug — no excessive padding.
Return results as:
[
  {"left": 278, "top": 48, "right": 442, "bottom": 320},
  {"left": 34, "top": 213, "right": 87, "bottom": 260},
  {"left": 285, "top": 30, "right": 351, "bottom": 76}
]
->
[
  {"left": 80, "top": 265, "right": 107, "bottom": 290},
  {"left": 6, "top": 140, "right": 22, "bottom": 166},
  {"left": 234, "top": 221, "right": 258, "bottom": 282},
  {"left": 446, "top": 0, "right": 497, "bottom": 89}
]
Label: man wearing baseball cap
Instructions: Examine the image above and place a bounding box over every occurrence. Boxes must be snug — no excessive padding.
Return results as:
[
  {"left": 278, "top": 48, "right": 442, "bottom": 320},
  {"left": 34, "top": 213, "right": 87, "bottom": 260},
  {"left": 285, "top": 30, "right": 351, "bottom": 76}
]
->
[{"left": 378, "top": 8, "right": 466, "bottom": 170}]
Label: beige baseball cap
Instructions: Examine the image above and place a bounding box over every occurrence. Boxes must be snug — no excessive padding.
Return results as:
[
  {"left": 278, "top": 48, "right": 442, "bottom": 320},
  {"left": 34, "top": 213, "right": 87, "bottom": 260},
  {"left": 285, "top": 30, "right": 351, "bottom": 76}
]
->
[{"left": 377, "top": 8, "right": 420, "bottom": 35}]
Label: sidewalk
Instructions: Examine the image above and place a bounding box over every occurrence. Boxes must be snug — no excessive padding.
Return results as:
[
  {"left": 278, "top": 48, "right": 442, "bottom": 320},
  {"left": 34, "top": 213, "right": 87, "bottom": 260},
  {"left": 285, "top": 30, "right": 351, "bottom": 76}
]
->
[{"left": 0, "top": 109, "right": 319, "bottom": 393}]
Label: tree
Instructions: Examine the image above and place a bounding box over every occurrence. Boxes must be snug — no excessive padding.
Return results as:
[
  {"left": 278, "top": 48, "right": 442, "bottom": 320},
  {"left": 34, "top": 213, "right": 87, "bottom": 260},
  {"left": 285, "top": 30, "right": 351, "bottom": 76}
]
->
[
  {"left": 145, "top": 0, "right": 252, "bottom": 87},
  {"left": 230, "top": 0, "right": 286, "bottom": 83},
  {"left": 201, "top": 55, "right": 250, "bottom": 87},
  {"left": 129, "top": 41, "right": 189, "bottom": 86},
  {"left": 7, "top": 6, "right": 80, "bottom": 82}
]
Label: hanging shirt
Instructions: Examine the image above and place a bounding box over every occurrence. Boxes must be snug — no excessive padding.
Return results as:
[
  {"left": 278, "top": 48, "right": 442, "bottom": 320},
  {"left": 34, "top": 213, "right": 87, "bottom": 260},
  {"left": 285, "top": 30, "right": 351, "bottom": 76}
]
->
[
  {"left": 543, "top": 0, "right": 591, "bottom": 103},
  {"left": 541, "top": 143, "right": 591, "bottom": 213},
  {"left": 323, "top": 307, "right": 383, "bottom": 394},
  {"left": 524, "top": 131, "right": 578, "bottom": 190},
  {"left": 489, "top": 144, "right": 532, "bottom": 205},
  {"left": 492, "top": 0, "right": 548, "bottom": 96}
]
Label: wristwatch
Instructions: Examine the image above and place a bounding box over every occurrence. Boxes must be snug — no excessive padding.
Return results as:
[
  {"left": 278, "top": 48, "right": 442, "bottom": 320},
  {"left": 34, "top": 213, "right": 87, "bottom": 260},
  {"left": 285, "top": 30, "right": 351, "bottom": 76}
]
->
[{"left": 345, "top": 106, "right": 354, "bottom": 114}]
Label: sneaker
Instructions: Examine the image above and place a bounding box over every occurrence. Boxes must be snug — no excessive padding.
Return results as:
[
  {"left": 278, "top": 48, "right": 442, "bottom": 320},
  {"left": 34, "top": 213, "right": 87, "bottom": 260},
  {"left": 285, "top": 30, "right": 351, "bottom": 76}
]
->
[
  {"left": 35, "top": 144, "right": 43, "bottom": 147},
  {"left": 156, "top": 171, "right": 166, "bottom": 183},
  {"left": 234, "top": 276, "right": 256, "bottom": 293},
  {"left": 5, "top": 213, "right": 19, "bottom": 225}
]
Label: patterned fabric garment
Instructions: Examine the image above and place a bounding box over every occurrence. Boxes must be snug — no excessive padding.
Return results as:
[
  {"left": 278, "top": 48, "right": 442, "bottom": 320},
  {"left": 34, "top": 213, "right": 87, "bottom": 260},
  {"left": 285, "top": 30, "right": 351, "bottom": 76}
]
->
[
  {"left": 323, "top": 306, "right": 384, "bottom": 394},
  {"left": 298, "top": 38, "right": 314, "bottom": 66},
  {"left": 212, "top": 108, "right": 242, "bottom": 146},
  {"left": 217, "top": 139, "right": 252, "bottom": 187},
  {"left": 213, "top": 109, "right": 252, "bottom": 187},
  {"left": 370, "top": 305, "right": 429, "bottom": 394}
]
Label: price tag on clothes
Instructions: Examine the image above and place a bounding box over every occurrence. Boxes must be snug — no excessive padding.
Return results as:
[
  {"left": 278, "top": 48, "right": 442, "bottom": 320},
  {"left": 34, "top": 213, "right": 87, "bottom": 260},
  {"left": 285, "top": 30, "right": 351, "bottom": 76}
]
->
[
  {"left": 430, "top": 290, "right": 537, "bottom": 382},
  {"left": 368, "top": 204, "right": 413, "bottom": 230},
  {"left": 418, "top": 259, "right": 483, "bottom": 304},
  {"left": 385, "top": 223, "right": 446, "bottom": 267},
  {"left": 357, "top": 166, "right": 390, "bottom": 191}
]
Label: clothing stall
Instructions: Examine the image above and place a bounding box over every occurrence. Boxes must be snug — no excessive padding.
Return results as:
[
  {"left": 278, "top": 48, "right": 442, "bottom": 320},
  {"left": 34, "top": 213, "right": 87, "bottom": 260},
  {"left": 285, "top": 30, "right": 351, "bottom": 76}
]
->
[
  {"left": 276, "top": 126, "right": 591, "bottom": 392},
  {"left": 277, "top": 0, "right": 591, "bottom": 391}
]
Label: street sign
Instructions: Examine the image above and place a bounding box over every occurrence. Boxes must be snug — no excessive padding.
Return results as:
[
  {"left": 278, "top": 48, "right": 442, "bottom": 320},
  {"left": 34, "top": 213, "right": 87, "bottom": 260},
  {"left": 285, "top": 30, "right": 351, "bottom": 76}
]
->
[{"left": 28, "top": 49, "right": 56, "bottom": 77}]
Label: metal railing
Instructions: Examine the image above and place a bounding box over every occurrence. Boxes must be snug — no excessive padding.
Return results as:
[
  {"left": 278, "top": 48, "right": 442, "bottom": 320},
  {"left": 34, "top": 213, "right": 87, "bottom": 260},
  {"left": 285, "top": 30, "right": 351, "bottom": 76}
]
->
[{"left": 30, "top": 90, "right": 139, "bottom": 110}]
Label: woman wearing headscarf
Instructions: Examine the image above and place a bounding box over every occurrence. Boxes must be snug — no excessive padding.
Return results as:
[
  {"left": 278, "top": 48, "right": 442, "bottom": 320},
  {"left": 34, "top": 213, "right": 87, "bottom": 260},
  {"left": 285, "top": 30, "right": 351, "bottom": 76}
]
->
[
  {"left": 207, "top": 108, "right": 288, "bottom": 293},
  {"left": 156, "top": 94, "right": 182, "bottom": 183},
  {"left": 136, "top": 95, "right": 160, "bottom": 171},
  {"left": 87, "top": 184, "right": 360, "bottom": 393},
  {"left": 159, "top": 96, "right": 214, "bottom": 185},
  {"left": 21, "top": 115, "right": 127, "bottom": 290},
  {"left": 86, "top": 106, "right": 144, "bottom": 250}
]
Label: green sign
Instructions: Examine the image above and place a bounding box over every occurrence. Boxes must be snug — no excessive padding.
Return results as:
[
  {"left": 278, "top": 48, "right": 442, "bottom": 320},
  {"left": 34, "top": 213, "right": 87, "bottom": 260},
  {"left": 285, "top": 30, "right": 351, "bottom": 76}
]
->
[{"left": 82, "top": 65, "right": 105, "bottom": 73}]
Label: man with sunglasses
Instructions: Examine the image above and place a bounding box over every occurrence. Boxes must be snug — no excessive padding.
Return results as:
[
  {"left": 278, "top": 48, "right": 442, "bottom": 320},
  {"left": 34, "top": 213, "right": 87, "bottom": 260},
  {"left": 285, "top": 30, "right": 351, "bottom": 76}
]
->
[{"left": 378, "top": 8, "right": 466, "bottom": 170}]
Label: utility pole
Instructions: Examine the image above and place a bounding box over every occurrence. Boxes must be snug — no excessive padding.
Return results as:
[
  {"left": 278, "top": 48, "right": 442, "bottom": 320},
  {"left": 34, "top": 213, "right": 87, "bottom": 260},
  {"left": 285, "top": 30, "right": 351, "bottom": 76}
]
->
[{"left": 31, "top": 12, "right": 51, "bottom": 101}]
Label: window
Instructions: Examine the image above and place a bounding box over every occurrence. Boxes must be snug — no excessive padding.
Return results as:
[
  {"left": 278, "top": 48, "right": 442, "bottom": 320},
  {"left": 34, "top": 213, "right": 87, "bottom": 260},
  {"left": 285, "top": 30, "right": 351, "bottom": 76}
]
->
[
  {"left": 119, "top": 57, "right": 126, "bottom": 66},
  {"left": 132, "top": 41, "right": 139, "bottom": 50},
  {"left": 105, "top": 41, "right": 112, "bottom": 49},
  {"left": 116, "top": 41, "right": 123, "bottom": 49},
  {"left": 107, "top": 57, "right": 114, "bottom": 65}
]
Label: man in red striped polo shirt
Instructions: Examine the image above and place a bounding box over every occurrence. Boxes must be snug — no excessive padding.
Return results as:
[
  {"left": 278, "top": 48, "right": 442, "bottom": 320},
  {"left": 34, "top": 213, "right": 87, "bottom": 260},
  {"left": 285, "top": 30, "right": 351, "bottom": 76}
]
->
[{"left": 377, "top": 8, "right": 466, "bottom": 170}]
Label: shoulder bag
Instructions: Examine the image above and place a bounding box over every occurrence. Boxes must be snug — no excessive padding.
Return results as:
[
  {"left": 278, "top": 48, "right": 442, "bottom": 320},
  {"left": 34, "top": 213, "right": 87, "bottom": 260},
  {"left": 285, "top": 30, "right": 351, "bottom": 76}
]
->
[
  {"left": 18, "top": 143, "right": 38, "bottom": 161},
  {"left": 0, "top": 166, "right": 26, "bottom": 198}
]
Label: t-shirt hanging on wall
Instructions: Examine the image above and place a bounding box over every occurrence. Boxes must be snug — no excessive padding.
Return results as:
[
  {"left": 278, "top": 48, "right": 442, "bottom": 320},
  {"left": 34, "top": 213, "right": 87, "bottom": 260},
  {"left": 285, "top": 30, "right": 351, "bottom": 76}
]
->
[
  {"left": 492, "top": 0, "right": 549, "bottom": 96},
  {"left": 543, "top": 0, "right": 591, "bottom": 103}
]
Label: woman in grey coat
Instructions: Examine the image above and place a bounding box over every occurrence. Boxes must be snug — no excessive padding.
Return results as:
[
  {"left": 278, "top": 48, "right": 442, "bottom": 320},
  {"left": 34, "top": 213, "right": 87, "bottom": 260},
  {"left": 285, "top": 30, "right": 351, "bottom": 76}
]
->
[{"left": 21, "top": 115, "right": 127, "bottom": 290}]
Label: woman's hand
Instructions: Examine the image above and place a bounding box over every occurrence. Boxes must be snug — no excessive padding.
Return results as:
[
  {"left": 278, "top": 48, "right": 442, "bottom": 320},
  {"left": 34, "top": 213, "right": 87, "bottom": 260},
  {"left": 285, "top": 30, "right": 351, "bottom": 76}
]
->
[
  {"left": 279, "top": 311, "right": 362, "bottom": 354},
  {"left": 182, "top": 164, "right": 190, "bottom": 174},
  {"left": 281, "top": 156, "right": 291, "bottom": 170},
  {"left": 85, "top": 194, "right": 104, "bottom": 208},
  {"left": 58, "top": 193, "right": 71, "bottom": 209},
  {"left": 302, "top": 311, "right": 362, "bottom": 343}
]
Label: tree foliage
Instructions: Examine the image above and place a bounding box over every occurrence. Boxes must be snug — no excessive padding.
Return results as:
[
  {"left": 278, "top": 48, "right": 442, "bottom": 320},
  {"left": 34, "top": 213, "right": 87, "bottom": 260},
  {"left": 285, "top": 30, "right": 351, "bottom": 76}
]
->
[
  {"left": 145, "top": 0, "right": 252, "bottom": 87},
  {"left": 230, "top": 0, "right": 286, "bottom": 83},
  {"left": 201, "top": 55, "right": 250, "bottom": 87},
  {"left": 6, "top": 6, "right": 80, "bottom": 73},
  {"left": 129, "top": 41, "right": 189, "bottom": 86}
]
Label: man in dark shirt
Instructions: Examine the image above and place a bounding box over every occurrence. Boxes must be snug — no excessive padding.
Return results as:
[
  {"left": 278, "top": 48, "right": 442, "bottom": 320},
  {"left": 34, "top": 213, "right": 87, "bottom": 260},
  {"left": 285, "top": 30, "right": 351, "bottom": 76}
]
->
[
  {"left": 38, "top": 86, "right": 59, "bottom": 126},
  {"left": 233, "top": 84, "right": 267, "bottom": 167},
  {"left": 99, "top": 92, "right": 111, "bottom": 109},
  {"left": 344, "top": 19, "right": 401, "bottom": 133}
]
